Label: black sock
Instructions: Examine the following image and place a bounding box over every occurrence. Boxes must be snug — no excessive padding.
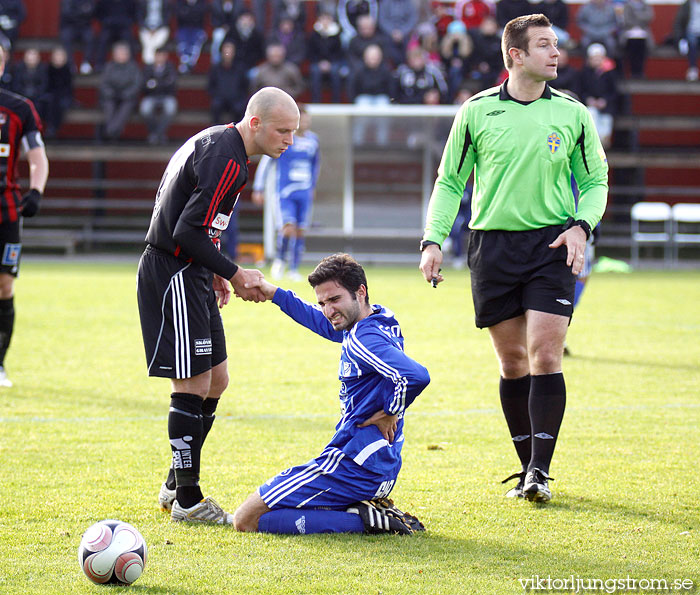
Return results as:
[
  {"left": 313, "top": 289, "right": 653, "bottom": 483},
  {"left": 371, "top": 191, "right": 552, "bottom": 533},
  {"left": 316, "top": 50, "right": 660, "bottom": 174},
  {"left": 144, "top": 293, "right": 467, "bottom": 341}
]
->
[
  {"left": 0, "top": 297, "right": 14, "bottom": 367},
  {"left": 528, "top": 373, "right": 566, "bottom": 475},
  {"left": 165, "top": 467, "right": 176, "bottom": 491},
  {"left": 499, "top": 375, "right": 532, "bottom": 471},
  {"left": 165, "top": 398, "right": 219, "bottom": 491},
  {"left": 168, "top": 392, "right": 204, "bottom": 508},
  {"left": 201, "top": 397, "right": 219, "bottom": 444}
]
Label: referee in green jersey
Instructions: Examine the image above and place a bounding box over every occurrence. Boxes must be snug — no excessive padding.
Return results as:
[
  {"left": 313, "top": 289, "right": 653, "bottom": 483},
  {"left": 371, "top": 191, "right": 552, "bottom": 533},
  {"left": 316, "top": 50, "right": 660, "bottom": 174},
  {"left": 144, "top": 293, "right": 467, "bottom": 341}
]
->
[{"left": 419, "top": 14, "right": 608, "bottom": 502}]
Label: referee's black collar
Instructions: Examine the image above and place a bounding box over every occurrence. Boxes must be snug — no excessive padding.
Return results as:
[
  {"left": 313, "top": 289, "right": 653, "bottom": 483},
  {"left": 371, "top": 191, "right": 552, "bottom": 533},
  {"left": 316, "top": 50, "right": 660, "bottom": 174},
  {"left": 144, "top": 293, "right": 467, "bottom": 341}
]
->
[{"left": 499, "top": 80, "right": 552, "bottom": 104}]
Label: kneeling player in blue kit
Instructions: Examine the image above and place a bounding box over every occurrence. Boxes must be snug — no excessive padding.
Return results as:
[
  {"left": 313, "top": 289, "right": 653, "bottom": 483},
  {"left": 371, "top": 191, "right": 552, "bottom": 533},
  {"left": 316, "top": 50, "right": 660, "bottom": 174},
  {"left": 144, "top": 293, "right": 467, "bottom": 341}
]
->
[{"left": 233, "top": 253, "right": 430, "bottom": 535}]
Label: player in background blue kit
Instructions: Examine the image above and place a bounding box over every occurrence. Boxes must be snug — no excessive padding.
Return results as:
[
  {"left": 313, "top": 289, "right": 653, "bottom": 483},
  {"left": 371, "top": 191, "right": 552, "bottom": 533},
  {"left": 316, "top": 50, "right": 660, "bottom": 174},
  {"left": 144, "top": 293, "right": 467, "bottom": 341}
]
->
[
  {"left": 232, "top": 253, "right": 430, "bottom": 535},
  {"left": 252, "top": 105, "right": 320, "bottom": 282}
]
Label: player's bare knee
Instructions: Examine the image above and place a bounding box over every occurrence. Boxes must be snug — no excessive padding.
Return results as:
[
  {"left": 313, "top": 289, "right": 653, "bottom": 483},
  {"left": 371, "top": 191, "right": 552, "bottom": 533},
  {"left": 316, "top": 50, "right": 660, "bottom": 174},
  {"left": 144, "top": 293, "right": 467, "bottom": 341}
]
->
[
  {"left": 0, "top": 274, "right": 14, "bottom": 298},
  {"left": 233, "top": 508, "right": 259, "bottom": 532},
  {"left": 208, "top": 372, "right": 229, "bottom": 398},
  {"left": 498, "top": 349, "right": 529, "bottom": 378},
  {"left": 529, "top": 347, "right": 562, "bottom": 375}
]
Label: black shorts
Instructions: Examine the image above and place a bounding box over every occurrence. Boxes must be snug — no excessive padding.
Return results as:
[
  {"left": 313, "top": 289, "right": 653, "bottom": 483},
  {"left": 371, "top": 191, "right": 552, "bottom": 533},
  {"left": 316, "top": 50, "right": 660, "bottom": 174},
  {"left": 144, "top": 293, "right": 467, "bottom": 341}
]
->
[
  {"left": 467, "top": 226, "right": 576, "bottom": 329},
  {"left": 137, "top": 245, "right": 227, "bottom": 378},
  {"left": 0, "top": 220, "right": 22, "bottom": 277}
]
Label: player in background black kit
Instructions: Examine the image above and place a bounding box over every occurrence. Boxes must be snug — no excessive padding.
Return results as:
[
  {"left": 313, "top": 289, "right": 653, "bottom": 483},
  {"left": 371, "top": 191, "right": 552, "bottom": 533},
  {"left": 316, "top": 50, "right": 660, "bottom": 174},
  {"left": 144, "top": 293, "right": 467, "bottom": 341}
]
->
[
  {"left": 0, "top": 46, "right": 49, "bottom": 388},
  {"left": 137, "top": 87, "right": 300, "bottom": 524}
]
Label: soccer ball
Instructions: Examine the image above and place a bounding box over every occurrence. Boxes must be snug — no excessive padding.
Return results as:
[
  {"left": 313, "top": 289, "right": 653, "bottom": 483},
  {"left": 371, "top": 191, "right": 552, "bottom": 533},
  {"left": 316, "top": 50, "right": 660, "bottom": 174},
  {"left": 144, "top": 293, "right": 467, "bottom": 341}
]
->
[{"left": 78, "top": 520, "right": 147, "bottom": 585}]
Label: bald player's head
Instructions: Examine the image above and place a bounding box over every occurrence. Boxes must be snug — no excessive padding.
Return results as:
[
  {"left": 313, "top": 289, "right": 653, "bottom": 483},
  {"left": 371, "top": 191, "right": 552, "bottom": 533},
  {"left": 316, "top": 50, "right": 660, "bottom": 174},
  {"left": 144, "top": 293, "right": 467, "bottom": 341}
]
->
[
  {"left": 239, "top": 87, "right": 300, "bottom": 159},
  {"left": 245, "top": 87, "right": 298, "bottom": 122}
]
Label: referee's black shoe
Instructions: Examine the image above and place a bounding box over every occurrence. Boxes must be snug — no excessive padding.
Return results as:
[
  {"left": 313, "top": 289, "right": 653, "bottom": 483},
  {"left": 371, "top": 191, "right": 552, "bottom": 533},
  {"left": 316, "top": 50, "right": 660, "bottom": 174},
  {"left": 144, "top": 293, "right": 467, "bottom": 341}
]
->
[
  {"left": 346, "top": 500, "right": 420, "bottom": 535},
  {"left": 523, "top": 468, "right": 553, "bottom": 502}
]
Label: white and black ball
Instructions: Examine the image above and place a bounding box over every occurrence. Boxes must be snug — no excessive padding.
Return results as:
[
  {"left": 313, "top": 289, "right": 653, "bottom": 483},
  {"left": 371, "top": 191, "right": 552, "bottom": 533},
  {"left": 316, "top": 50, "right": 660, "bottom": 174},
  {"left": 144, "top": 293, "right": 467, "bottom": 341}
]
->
[{"left": 78, "top": 520, "right": 147, "bottom": 585}]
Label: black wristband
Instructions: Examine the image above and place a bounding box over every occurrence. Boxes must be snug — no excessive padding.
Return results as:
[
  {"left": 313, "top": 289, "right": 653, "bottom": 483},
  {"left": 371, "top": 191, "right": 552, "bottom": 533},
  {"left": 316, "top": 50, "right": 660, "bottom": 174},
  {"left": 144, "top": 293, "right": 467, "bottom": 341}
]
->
[
  {"left": 572, "top": 219, "right": 592, "bottom": 240},
  {"left": 563, "top": 217, "right": 591, "bottom": 240},
  {"left": 420, "top": 240, "right": 441, "bottom": 252}
]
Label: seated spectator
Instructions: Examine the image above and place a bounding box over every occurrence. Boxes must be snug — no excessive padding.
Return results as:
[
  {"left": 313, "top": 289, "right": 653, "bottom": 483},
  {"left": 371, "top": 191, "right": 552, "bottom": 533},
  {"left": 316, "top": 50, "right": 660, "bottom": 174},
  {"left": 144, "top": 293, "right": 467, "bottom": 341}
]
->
[
  {"left": 0, "top": 47, "right": 15, "bottom": 89},
  {"left": 338, "top": 0, "right": 378, "bottom": 46},
  {"left": 377, "top": 0, "right": 419, "bottom": 60},
  {"left": 549, "top": 47, "right": 579, "bottom": 97},
  {"left": 440, "top": 19, "right": 473, "bottom": 98},
  {"left": 13, "top": 47, "right": 49, "bottom": 119},
  {"left": 175, "top": 0, "right": 209, "bottom": 73},
  {"left": 315, "top": 1, "right": 337, "bottom": 21},
  {"left": 208, "top": 40, "right": 248, "bottom": 123},
  {"left": 273, "top": 0, "right": 307, "bottom": 30},
  {"left": 270, "top": 14, "right": 306, "bottom": 67},
  {"left": 45, "top": 46, "right": 74, "bottom": 138},
  {"left": 251, "top": 41, "right": 304, "bottom": 99},
  {"left": 672, "top": 0, "right": 700, "bottom": 81},
  {"left": 348, "top": 14, "right": 401, "bottom": 74},
  {"left": 429, "top": 1, "right": 454, "bottom": 39},
  {"left": 98, "top": 41, "right": 142, "bottom": 141},
  {"left": 94, "top": 0, "right": 137, "bottom": 70},
  {"left": 59, "top": 0, "right": 96, "bottom": 74},
  {"left": 455, "top": 0, "right": 494, "bottom": 31},
  {"left": 0, "top": 0, "right": 25, "bottom": 49},
  {"left": 307, "top": 9, "right": 345, "bottom": 103},
  {"left": 410, "top": 21, "right": 442, "bottom": 66},
  {"left": 349, "top": 44, "right": 393, "bottom": 145},
  {"left": 578, "top": 43, "right": 618, "bottom": 148},
  {"left": 468, "top": 15, "right": 503, "bottom": 90},
  {"left": 539, "top": 0, "right": 571, "bottom": 47},
  {"left": 137, "top": 0, "right": 172, "bottom": 65},
  {"left": 617, "top": 0, "right": 654, "bottom": 78},
  {"left": 496, "top": 0, "right": 534, "bottom": 29},
  {"left": 453, "top": 85, "right": 474, "bottom": 104},
  {"left": 394, "top": 46, "right": 448, "bottom": 104},
  {"left": 139, "top": 47, "right": 177, "bottom": 144},
  {"left": 577, "top": 0, "right": 618, "bottom": 57},
  {"left": 211, "top": 0, "right": 244, "bottom": 65},
  {"left": 226, "top": 11, "right": 266, "bottom": 75}
]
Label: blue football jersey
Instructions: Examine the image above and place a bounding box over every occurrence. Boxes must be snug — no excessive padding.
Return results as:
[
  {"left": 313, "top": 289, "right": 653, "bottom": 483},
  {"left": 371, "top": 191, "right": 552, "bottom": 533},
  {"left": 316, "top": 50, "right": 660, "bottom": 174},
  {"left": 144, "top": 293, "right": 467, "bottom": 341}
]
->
[
  {"left": 272, "top": 288, "right": 430, "bottom": 476},
  {"left": 253, "top": 131, "right": 321, "bottom": 202}
]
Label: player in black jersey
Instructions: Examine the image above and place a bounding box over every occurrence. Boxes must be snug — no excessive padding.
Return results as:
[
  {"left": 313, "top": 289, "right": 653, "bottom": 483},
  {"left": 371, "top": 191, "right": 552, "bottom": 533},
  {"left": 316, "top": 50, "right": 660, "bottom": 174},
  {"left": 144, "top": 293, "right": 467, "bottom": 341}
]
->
[
  {"left": 0, "top": 46, "right": 49, "bottom": 387},
  {"left": 137, "top": 87, "right": 300, "bottom": 524}
]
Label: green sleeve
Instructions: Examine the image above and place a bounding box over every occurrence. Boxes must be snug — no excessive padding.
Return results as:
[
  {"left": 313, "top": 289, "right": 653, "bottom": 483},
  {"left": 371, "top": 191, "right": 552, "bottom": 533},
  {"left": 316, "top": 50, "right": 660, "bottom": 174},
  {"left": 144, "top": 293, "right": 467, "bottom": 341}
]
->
[
  {"left": 423, "top": 103, "right": 475, "bottom": 245},
  {"left": 571, "top": 107, "right": 609, "bottom": 229}
]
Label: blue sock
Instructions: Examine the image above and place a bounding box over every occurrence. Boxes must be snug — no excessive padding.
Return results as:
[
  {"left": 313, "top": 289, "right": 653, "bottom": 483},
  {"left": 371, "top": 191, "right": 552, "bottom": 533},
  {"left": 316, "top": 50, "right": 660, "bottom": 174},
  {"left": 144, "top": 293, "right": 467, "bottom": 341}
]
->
[
  {"left": 573, "top": 279, "right": 586, "bottom": 309},
  {"left": 258, "top": 508, "right": 364, "bottom": 534},
  {"left": 277, "top": 234, "right": 290, "bottom": 262},
  {"left": 291, "top": 236, "right": 305, "bottom": 271}
]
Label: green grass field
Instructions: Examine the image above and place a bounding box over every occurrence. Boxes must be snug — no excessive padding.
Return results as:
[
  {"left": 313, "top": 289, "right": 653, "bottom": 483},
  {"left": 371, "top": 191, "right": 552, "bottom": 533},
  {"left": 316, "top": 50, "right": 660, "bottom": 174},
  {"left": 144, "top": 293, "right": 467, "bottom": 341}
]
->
[{"left": 1, "top": 260, "right": 698, "bottom": 595}]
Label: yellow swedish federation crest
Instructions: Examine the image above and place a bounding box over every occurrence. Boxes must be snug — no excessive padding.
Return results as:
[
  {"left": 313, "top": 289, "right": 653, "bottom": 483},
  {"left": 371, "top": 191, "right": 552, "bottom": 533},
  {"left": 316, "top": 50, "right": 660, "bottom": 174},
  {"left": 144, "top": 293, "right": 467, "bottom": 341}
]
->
[{"left": 547, "top": 132, "right": 561, "bottom": 153}]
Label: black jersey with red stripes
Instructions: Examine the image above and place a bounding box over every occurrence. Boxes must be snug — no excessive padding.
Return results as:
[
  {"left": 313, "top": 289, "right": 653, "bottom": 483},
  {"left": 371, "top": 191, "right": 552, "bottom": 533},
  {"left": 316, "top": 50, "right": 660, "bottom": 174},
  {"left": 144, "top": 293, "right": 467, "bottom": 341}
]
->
[
  {"left": 0, "top": 88, "right": 43, "bottom": 223},
  {"left": 145, "top": 124, "right": 248, "bottom": 273}
]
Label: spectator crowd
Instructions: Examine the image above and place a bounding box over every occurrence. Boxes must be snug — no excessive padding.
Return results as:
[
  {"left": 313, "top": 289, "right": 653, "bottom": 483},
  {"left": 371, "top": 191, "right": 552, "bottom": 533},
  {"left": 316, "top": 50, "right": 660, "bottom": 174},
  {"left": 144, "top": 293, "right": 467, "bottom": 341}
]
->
[{"left": 0, "top": 0, "right": 698, "bottom": 144}]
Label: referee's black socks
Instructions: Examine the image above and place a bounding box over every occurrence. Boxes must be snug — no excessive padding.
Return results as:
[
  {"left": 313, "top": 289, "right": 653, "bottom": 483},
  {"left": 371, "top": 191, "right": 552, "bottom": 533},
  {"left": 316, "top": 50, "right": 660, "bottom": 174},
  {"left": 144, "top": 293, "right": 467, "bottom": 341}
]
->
[
  {"left": 499, "top": 374, "right": 532, "bottom": 471},
  {"left": 168, "top": 392, "right": 204, "bottom": 508},
  {"left": 0, "top": 297, "right": 14, "bottom": 366},
  {"left": 528, "top": 373, "right": 566, "bottom": 475}
]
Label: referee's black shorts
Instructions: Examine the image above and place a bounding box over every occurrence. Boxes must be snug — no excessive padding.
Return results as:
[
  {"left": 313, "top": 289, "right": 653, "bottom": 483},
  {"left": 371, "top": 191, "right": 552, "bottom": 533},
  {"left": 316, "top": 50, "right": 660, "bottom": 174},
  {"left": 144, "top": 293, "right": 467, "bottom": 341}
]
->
[
  {"left": 137, "top": 245, "right": 227, "bottom": 378},
  {"left": 467, "top": 225, "right": 576, "bottom": 329}
]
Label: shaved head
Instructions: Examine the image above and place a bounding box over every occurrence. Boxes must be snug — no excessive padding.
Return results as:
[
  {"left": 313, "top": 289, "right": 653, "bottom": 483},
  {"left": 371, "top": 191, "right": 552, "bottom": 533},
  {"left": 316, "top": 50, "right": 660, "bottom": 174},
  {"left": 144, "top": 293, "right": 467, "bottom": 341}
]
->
[
  {"left": 245, "top": 87, "right": 299, "bottom": 122},
  {"left": 237, "top": 87, "right": 300, "bottom": 158}
]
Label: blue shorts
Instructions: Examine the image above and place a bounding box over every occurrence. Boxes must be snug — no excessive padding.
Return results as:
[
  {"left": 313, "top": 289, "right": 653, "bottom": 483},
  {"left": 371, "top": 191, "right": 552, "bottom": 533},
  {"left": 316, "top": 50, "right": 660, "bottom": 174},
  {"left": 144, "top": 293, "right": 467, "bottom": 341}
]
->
[
  {"left": 276, "top": 196, "right": 312, "bottom": 229},
  {"left": 258, "top": 447, "right": 397, "bottom": 510}
]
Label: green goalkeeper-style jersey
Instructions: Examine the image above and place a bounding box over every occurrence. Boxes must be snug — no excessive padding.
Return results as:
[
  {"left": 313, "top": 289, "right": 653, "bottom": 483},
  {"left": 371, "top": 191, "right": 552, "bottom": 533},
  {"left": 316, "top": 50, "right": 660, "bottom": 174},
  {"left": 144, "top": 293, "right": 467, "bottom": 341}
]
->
[{"left": 423, "top": 82, "right": 609, "bottom": 245}]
